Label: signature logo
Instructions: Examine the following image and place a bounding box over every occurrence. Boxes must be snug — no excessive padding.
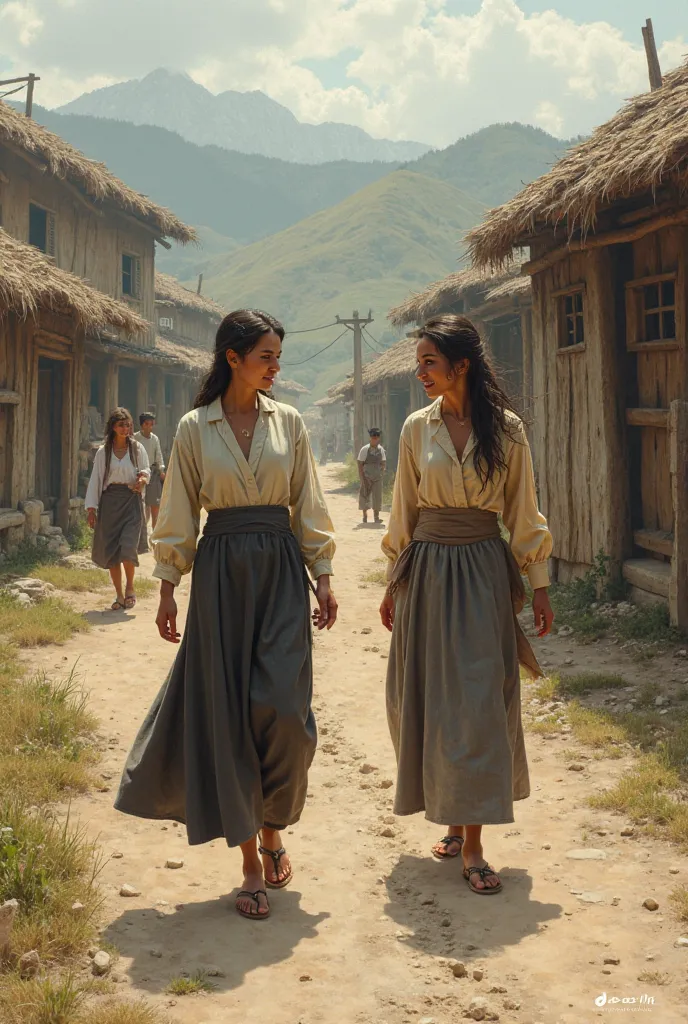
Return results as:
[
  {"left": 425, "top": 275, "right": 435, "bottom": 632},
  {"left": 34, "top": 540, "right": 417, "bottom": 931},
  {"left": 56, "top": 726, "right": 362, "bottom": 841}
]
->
[{"left": 595, "top": 992, "right": 656, "bottom": 1010}]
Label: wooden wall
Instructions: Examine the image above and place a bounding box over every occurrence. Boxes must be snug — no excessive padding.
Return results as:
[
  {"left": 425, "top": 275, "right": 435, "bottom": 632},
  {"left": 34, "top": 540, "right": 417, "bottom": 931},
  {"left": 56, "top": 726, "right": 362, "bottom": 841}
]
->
[
  {"left": 531, "top": 247, "right": 628, "bottom": 572},
  {"left": 0, "top": 146, "right": 156, "bottom": 343},
  {"left": 155, "top": 303, "right": 218, "bottom": 348}
]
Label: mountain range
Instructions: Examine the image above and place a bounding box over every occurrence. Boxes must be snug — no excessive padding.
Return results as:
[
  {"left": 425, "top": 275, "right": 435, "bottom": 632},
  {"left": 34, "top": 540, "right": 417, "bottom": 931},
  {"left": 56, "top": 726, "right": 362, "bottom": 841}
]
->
[{"left": 58, "top": 69, "right": 430, "bottom": 165}]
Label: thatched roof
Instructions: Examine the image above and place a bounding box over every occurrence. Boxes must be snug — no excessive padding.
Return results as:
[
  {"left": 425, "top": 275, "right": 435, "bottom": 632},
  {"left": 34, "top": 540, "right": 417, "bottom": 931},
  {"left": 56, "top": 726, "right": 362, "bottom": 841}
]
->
[
  {"left": 0, "top": 101, "right": 195, "bottom": 243},
  {"left": 0, "top": 228, "right": 147, "bottom": 334},
  {"left": 273, "top": 377, "right": 309, "bottom": 395},
  {"left": 326, "top": 337, "right": 419, "bottom": 401},
  {"left": 467, "top": 59, "right": 688, "bottom": 267},
  {"left": 154, "top": 335, "right": 212, "bottom": 373},
  {"left": 155, "top": 272, "right": 225, "bottom": 318},
  {"left": 389, "top": 264, "right": 528, "bottom": 328}
]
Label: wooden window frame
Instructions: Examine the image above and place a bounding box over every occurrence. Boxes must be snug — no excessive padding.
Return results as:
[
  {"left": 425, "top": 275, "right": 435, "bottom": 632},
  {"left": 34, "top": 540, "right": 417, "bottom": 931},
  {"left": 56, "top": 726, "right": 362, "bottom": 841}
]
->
[
  {"left": 555, "top": 285, "right": 586, "bottom": 353},
  {"left": 625, "top": 272, "right": 679, "bottom": 352},
  {"left": 28, "top": 201, "right": 57, "bottom": 257},
  {"left": 121, "top": 252, "right": 142, "bottom": 301}
]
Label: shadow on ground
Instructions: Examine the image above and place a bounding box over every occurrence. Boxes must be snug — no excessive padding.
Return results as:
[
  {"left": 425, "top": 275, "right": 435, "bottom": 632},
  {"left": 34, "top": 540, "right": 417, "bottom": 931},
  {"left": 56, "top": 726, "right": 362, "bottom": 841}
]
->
[
  {"left": 384, "top": 854, "right": 561, "bottom": 958},
  {"left": 102, "top": 890, "right": 329, "bottom": 993}
]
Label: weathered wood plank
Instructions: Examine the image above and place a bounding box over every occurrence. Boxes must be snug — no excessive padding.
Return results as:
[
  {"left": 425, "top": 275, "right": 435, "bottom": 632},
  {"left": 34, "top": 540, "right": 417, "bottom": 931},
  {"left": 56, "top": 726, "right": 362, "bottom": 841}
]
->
[
  {"left": 0, "top": 390, "right": 20, "bottom": 405},
  {"left": 634, "top": 528, "right": 674, "bottom": 557},
  {"left": 623, "top": 557, "right": 670, "bottom": 597},
  {"left": 626, "top": 408, "right": 669, "bottom": 427},
  {"left": 669, "top": 400, "right": 688, "bottom": 628}
]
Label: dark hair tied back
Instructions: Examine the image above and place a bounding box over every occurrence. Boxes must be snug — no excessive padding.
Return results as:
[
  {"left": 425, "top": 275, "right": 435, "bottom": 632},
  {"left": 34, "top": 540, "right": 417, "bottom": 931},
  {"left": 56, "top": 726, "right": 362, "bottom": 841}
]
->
[
  {"left": 419, "top": 314, "right": 519, "bottom": 489},
  {"left": 194, "top": 309, "right": 285, "bottom": 408}
]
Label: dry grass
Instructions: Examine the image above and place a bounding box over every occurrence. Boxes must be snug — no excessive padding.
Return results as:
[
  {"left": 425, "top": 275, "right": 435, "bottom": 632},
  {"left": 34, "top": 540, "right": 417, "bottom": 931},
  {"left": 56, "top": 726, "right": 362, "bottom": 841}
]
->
[
  {"left": 0, "top": 593, "right": 89, "bottom": 646},
  {"left": 637, "top": 971, "right": 672, "bottom": 986},
  {"left": 167, "top": 971, "right": 216, "bottom": 996},
  {"left": 0, "top": 975, "right": 169, "bottom": 1024},
  {"left": 669, "top": 885, "right": 688, "bottom": 923},
  {"left": 30, "top": 565, "right": 111, "bottom": 593},
  {"left": 362, "top": 559, "right": 388, "bottom": 586},
  {"left": 566, "top": 704, "right": 627, "bottom": 757},
  {"left": 129, "top": 578, "right": 157, "bottom": 599}
]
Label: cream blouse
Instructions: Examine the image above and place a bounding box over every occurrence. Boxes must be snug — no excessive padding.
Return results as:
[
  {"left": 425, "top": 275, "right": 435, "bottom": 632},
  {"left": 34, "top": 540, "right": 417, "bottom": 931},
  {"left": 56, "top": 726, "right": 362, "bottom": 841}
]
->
[
  {"left": 152, "top": 392, "right": 335, "bottom": 586},
  {"left": 381, "top": 398, "right": 552, "bottom": 589}
]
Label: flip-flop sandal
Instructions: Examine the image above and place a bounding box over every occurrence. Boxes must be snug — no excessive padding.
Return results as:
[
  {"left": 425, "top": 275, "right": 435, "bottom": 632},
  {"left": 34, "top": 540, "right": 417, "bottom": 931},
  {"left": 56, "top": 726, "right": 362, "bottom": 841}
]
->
[
  {"left": 259, "top": 837, "right": 293, "bottom": 890},
  {"left": 432, "top": 835, "right": 465, "bottom": 860},
  {"left": 235, "top": 888, "right": 270, "bottom": 920},
  {"left": 463, "top": 864, "right": 503, "bottom": 895},
  {"left": 111, "top": 600, "right": 125, "bottom": 611},
  {"left": 124, "top": 594, "right": 136, "bottom": 609}
]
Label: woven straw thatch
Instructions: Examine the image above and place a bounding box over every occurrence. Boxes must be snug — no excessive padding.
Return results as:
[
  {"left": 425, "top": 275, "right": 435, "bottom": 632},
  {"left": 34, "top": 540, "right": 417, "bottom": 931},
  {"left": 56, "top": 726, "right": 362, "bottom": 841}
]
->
[
  {"left": 467, "top": 59, "right": 688, "bottom": 268},
  {"left": 274, "top": 377, "right": 309, "bottom": 395},
  {"left": 154, "top": 335, "right": 212, "bottom": 372},
  {"left": 0, "top": 228, "right": 147, "bottom": 334},
  {"left": 0, "top": 101, "right": 195, "bottom": 243},
  {"left": 326, "top": 337, "right": 419, "bottom": 401},
  {"left": 155, "top": 272, "right": 225, "bottom": 318},
  {"left": 389, "top": 263, "right": 527, "bottom": 328}
]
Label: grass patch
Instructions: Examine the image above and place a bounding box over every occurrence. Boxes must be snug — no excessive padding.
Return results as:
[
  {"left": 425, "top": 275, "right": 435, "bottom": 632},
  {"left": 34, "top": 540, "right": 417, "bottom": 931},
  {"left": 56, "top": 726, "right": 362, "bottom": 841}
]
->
[
  {"left": 67, "top": 517, "right": 92, "bottom": 553},
  {"left": 167, "top": 970, "right": 216, "bottom": 996},
  {"left": 30, "top": 565, "right": 110, "bottom": 593},
  {"left": 0, "top": 976, "right": 169, "bottom": 1024},
  {"left": 130, "top": 577, "right": 157, "bottom": 599},
  {"left": 566, "top": 704, "right": 627, "bottom": 757},
  {"left": 637, "top": 971, "right": 672, "bottom": 986},
  {"left": 0, "top": 593, "right": 89, "bottom": 647},
  {"left": 669, "top": 885, "right": 688, "bottom": 923},
  {"left": 362, "top": 558, "right": 387, "bottom": 586}
]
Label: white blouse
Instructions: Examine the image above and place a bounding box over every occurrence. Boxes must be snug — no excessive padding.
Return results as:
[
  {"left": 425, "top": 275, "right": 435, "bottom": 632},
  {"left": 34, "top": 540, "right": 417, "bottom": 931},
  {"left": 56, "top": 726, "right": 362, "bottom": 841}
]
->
[{"left": 85, "top": 442, "right": 151, "bottom": 510}]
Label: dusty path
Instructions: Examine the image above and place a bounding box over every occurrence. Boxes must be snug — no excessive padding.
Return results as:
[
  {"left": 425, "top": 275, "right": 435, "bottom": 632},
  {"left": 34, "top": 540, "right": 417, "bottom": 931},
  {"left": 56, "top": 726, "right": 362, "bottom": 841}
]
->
[{"left": 28, "top": 465, "right": 688, "bottom": 1024}]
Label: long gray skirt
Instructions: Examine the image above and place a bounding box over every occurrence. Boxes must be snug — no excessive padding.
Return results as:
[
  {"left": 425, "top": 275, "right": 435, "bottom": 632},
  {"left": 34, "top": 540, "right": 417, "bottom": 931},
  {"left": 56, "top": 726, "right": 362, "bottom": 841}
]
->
[
  {"left": 114, "top": 505, "right": 316, "bottom": 848},
  {"left": 92, "top": 484, "right": 148, "bottom": 569},
  {"left": 387, "top": 536, "right": 530, "bottom": 826}
]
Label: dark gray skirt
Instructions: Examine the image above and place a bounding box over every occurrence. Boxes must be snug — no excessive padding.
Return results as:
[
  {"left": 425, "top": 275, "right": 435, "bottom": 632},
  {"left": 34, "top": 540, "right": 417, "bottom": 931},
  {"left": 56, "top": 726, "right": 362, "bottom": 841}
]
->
[
  {"left": 387, "top": 536, "right": 530, "bottom": 827},
  {"left": 114, "top": 505, "right": 316, "bottom": 848},
  {"left": 92, "top": 484, "right": 148, "bottom": 569}
]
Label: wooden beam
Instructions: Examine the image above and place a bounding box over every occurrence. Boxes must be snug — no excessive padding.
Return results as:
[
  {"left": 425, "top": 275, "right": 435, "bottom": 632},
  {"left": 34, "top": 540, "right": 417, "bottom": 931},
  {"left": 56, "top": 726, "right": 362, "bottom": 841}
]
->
[
  {"left": 669, "top": 400, "right": 688, "bottom": 628},
  {"left": 642, "top": 19, "right": 663, "bottom": 91},
  {"left": 156, "top": 236, "right": 172, "bottom": 250},
  {"left": 623, "top": 558, "right": 670, "bottom": 598},
  {"left": 634, "top": 528, "right": 674, "bottom": 558},
  {"left": 618, "top": 201, "right": 675, "bottom": 226},
  {"left": 523, "top": 210, "right": 688, "bottom": 277},
  {"left": 626, "top": 407, "right": 669, "bottom": 428},
  {"left": 0, "top": 390, "right": 20, "bottom": 405}
]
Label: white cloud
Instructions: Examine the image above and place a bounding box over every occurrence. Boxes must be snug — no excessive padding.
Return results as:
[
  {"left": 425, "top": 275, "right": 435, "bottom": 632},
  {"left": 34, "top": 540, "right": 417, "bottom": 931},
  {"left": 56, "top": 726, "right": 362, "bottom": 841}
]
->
[{"left": 0, "top": 0, "right": 685, "bottom": 144}]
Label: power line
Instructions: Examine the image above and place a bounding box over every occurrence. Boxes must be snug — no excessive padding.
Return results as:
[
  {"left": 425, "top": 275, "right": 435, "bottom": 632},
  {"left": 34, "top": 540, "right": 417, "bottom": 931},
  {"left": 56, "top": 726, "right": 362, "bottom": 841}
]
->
[
  {"left": 281, "top": 328, "right": 349, "bottom": 366},
  {"left": 0, "top": 84, "right": 26, "bottom": 100},
  {"left": 285, "top": 321, "right": 339, "bottom": 335},
  {"left": 363, "top": 326, "right": 390, "bottom": 352}
]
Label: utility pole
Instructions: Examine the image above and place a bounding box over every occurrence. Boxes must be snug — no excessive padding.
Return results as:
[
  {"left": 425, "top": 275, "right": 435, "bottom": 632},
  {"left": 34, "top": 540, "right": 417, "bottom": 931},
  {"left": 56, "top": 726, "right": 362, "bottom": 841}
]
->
[
  {"left": 0, "top": 74, "right": 41, "bottom": 117},
  {"left": 642, "top": 18, "right": 663, "bottom": 91},
  {"left": 336, "top": 309, "right": 373, "bottom": 455},
  {"left": 196, "top": 273, "right": 204, "bottom": 295}
]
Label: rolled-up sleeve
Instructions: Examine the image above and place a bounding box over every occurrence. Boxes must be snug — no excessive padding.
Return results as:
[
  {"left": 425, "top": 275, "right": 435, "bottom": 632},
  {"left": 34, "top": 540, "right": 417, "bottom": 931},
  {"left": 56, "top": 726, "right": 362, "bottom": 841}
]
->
[
  {"left": 152, "top": 418, "right": 202, "bottom": 585},
  {"left": 289, "top": 419, "right": 335, "bottom": 578},
  {"left": 502, "top": 422, "right": 553, "bottom": 589},
  {"left": 381, "top": 429, "right": 420, "bottom": 580}
]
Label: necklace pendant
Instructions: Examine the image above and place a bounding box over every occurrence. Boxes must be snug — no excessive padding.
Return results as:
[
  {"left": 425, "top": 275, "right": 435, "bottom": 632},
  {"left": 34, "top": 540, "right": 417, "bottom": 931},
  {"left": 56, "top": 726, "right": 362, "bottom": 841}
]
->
[{"left": 241, "top": 429, "right": 251, "bottom": 438}]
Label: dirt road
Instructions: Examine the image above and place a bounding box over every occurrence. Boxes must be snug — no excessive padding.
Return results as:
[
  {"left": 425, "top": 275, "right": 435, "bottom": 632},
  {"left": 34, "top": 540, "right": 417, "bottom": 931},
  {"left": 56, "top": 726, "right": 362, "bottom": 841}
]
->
[{"left": 28, "top": 465, "right": 688, "bottom": 1024}]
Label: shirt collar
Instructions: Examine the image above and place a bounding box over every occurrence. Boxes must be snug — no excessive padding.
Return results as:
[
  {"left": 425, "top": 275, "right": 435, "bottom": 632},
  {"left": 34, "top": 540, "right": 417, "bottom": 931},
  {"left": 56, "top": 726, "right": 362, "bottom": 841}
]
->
[{"left": 206, "top": 391, "right": 277, "bottom": 423}]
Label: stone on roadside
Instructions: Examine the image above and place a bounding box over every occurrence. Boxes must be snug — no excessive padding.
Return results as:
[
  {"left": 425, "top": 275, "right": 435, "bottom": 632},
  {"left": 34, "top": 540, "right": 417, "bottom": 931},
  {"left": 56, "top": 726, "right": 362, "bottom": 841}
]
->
[
  {"left": 119, "top": 883, "right": 141, "bottom": 897},
  {"left": 620, "top": 827, "right": 635, "bottom": 837},
  {"left": 473, "top": 968, "right": 484, "bottom": 981},
  {"left": 379, "top": 779, "right": 394, "bottom": 789},
  {"left": 19, "top": 950, "right": 40, "bottom": 979},
  {"left": 503, "top": 999, "right": 520, "bottom": 1011},
  {"left": 92, "top": 950, "right": 111, "bottom": 976},
  {"left": 71, "top": 902, "right": 85, "bottom": 912},
  {"left": 674, "top": 937, "right": 688, "bottom": 948},
  {"left": 360, "top": 763, "right": 378, "bottom": 774},
  {"left": 567, "top": 763, "right": 585, "bottom": 772},
  {"left": 165, "top": 858, "right": 184, "bottom": 869},
  {"left": 150, "top": 949, "right": 163, "bottom": 958},
  {"left": 205, "top": 966, "right": 226, "bottom": 977},
  {"left": 603, "top": 957, "right": 620, "bottom": 965},
  {"left": 643, "top": 898, "right": 659, "bottom": 911},
  {"left": 0, "top": 899, "right": 19, "bottom": 954},
  {"left": 451, "top": 960, "right": 468, "bottom": 978},
  {"left": 361, "top": 627, "right": 372, "bottom": 634},
  {"left": 577, "top": 892, "right": 606, "bottom": 904}
]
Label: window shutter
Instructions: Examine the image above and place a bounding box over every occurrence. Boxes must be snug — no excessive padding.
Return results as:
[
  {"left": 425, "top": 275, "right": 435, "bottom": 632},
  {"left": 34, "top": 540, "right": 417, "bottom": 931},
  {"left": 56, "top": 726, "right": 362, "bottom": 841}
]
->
[
  {"left": 134, "top": 257, "right": 142, "bottom": 299},
  {"left": 47, "top": 212, "right": 56, "bottom": 257}
]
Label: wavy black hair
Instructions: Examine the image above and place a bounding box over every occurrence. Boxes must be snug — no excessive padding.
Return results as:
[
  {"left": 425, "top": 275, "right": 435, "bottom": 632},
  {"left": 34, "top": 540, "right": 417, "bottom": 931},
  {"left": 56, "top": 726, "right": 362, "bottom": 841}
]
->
[
  {"left": 419, "top": 313, "right": 519, "bottom": 488},
  {"left": 194, "top": 309, "right": 285, "bottom": 408}
]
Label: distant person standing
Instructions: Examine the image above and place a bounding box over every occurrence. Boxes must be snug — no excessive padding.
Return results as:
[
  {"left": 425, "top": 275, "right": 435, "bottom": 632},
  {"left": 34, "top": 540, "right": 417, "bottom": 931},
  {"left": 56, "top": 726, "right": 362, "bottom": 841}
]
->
[
  {"left": 357, "top": 428, "right": 386, "bottom": 525},
  {"left": 135, "top": 412, "right": 166, "bottom": 529}
]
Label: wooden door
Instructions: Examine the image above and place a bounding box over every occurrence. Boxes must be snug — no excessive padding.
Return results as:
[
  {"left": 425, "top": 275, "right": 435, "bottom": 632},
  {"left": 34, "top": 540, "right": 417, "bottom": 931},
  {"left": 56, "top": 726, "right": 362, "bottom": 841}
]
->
[
  {"left": 118, "top": 366, "right": 138, "bottom": 418},
  {"left": 36, "top": 357, "right": 64, "bottom": 509}
]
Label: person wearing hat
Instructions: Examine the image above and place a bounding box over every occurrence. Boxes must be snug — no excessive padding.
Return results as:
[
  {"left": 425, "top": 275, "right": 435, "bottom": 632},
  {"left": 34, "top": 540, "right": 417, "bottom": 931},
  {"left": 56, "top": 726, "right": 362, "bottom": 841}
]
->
[{"left": 357, "top": 428, "right": 386, "bottom": 524}]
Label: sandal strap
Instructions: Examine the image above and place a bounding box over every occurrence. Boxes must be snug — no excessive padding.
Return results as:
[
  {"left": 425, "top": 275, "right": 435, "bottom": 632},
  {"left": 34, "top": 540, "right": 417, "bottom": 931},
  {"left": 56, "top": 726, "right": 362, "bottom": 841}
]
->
[
  {"left": 438, "top": 835, "right": 464, "bottom": 848},
  {"left": 465, "top": 865, "right": 498, "bottom": 880},
  {"left": 259, "top": 845, "right": 286, "bottom": 867},
  {"left": 236, "top": 889, "right": 267, "bottom": 906}
]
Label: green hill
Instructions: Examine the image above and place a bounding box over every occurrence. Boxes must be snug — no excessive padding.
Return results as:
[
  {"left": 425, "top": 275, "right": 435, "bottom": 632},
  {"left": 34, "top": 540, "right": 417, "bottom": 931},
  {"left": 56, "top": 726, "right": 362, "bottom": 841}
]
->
[{"left": 198, "top": 170, "right": 486, "bottom": 399}]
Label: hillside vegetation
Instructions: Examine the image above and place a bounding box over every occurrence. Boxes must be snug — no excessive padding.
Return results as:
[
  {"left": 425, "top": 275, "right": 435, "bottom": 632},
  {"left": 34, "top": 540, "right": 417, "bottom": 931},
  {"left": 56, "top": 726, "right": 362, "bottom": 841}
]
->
[{"left": 199, "top": 171, "right": 486, "bottom": 398}]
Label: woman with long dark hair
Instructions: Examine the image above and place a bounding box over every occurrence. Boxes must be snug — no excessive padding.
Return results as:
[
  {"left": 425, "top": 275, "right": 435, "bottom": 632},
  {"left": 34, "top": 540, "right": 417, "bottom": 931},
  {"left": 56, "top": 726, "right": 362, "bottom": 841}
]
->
[
  {"left": 379, "top": 315, "right": 553, "bottom": 895},
  {"left": 85, "top": 407, "right": 150, "bottom": 610},
  {"left": 115, "top": 310, "right": 337, "bottom": 921}
]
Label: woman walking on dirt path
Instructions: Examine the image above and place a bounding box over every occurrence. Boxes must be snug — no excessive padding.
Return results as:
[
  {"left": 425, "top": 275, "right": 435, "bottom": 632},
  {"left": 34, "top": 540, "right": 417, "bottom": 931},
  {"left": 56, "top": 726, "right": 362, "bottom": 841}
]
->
[
  {"left": 85, "top": 408, "right": 150, "bottom": 612},
  {"left": 357, "top": 428, "right": 386, "bottom": 525},
  {"left": 115, "top": 309, "right": 338, "bottom": 922},
  {"left": 379, "top": 314, "right": 553, "bottom": 896}
]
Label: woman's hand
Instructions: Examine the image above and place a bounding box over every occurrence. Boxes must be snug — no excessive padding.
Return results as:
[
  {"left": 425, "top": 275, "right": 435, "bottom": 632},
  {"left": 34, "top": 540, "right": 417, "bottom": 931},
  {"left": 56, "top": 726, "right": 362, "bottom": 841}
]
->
[
  {"left": 131, "top": 472, "right": 146, "bottom": 494},
  {"left": 87, "top": 508, "right": 96, "bottom": 530},
  {"left": 380, "top": 590, "right": 395, "bottom": 632},
  {"left": 312, "top": 576, "right": 338, "bottom": 630},
  {"left": 533, "top": 588, "right": 554, "bottom": 637},
  {"left": 156, "top": 581, "right": 181, "bottom": 643}
]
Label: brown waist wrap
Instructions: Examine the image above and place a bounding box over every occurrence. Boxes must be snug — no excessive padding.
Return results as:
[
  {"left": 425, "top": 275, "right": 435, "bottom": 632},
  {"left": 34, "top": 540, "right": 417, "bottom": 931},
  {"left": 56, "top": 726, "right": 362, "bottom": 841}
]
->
[{"left": 388, "top": 507, "right": 542, "bottom": 679}]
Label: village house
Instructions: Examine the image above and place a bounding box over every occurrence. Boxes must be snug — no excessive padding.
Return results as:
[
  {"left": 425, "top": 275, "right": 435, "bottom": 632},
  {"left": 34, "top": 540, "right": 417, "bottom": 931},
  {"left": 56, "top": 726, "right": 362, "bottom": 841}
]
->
[
  {"left": 272, "top": 378, "right": 309, "bottom": 410},
  {"left": 314, "top": 391, "right": 353, "bottom": 462},
  {"left": 466, "top": 58, "right": 688, "bottom": 626},
  {"left": 0, "top": 99, "right": 196, "bottom": 529},
  {"left": 0, "top": 228, "right": 147, "bottom": 552},
  {"left": 389, "top": 264, "right": 533, "bottom": 417}
]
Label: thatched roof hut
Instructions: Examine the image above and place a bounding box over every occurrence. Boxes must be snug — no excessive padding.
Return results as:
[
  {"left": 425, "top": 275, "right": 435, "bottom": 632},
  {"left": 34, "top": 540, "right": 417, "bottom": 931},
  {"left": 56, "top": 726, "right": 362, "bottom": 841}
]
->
[
  {"left": 0, "top": 227, "right": 147, "bottom": 334},
  {"left": 154, "top": 272, "right": 225, "bottom": 318},
  {"left": 0, "top": 101, "right": 196, "bottom": 244},
  {"left": 467, "top": 58, "right": 688, "bottom": 269},
  {"left": 389, "top": 264, "right": 528, "bottom": 328}
]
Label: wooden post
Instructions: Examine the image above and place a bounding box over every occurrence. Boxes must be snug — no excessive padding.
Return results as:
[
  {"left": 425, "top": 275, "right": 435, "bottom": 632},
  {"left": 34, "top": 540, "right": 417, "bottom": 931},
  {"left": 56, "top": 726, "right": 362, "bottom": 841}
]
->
[
  {"left": 642, "top": 19, "right": 663, "bottom": 91},
  {"left": 104, "top": 360, "right": 119, "bottom": 417},
  {"left": 669, "top": 400, "right": 688, "bottom": 628},
  {"left": 136, "top": 366, "right": 149, "bottom": 422},
  {"left": 336, "top": 310, "right": 373, "bottom": 456},
  {"left": 197, "top": 274, "right": 204, "bottom": 296},
  {"left": 152, "top": 371, "right": 169, "bottom": 455},
  {"left": 25, "top": 73, "right": 36, "bottom": 118}
]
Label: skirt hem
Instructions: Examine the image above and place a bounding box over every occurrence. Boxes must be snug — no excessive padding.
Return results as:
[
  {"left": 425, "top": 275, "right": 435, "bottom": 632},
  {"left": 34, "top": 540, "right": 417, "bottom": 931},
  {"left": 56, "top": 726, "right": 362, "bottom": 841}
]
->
[{"left": 114, "top": 802, "right": 302, "bottom": 848}]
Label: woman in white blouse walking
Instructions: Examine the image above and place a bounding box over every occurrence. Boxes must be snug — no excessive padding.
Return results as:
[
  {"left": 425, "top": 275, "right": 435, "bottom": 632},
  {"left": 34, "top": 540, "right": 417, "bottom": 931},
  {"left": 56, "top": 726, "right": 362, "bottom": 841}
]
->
[
  {"left": 85, "top": 407, "right": 150, "bottom": 611},
  {"left": 116, "top": 309, "right": 337, "bottom": 922},
  {"left": 380, "top": 314, "right": 553, "bottom": 896}
]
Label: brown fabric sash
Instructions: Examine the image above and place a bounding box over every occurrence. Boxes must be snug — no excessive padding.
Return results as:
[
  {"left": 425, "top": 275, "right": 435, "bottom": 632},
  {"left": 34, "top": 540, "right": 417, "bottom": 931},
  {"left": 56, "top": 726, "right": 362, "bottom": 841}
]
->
[{"left": 388, "top": 507, "right": 542, "bottom": 679}]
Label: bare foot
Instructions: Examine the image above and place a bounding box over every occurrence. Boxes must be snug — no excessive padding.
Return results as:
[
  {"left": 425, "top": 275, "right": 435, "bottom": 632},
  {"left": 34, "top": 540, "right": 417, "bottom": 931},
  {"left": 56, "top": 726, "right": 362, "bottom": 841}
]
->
[
  {"left": 235, "top": 869, "right": 269, "bottom": 918},
  {"left": 259, "top": 828, "right": 292, "bottom": 886},
  {"left": 432, "top": 826, "right": 465, "bottom": 859},
  {"left": 462, "top": 843, "right": 502, "bottom": 890}
]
